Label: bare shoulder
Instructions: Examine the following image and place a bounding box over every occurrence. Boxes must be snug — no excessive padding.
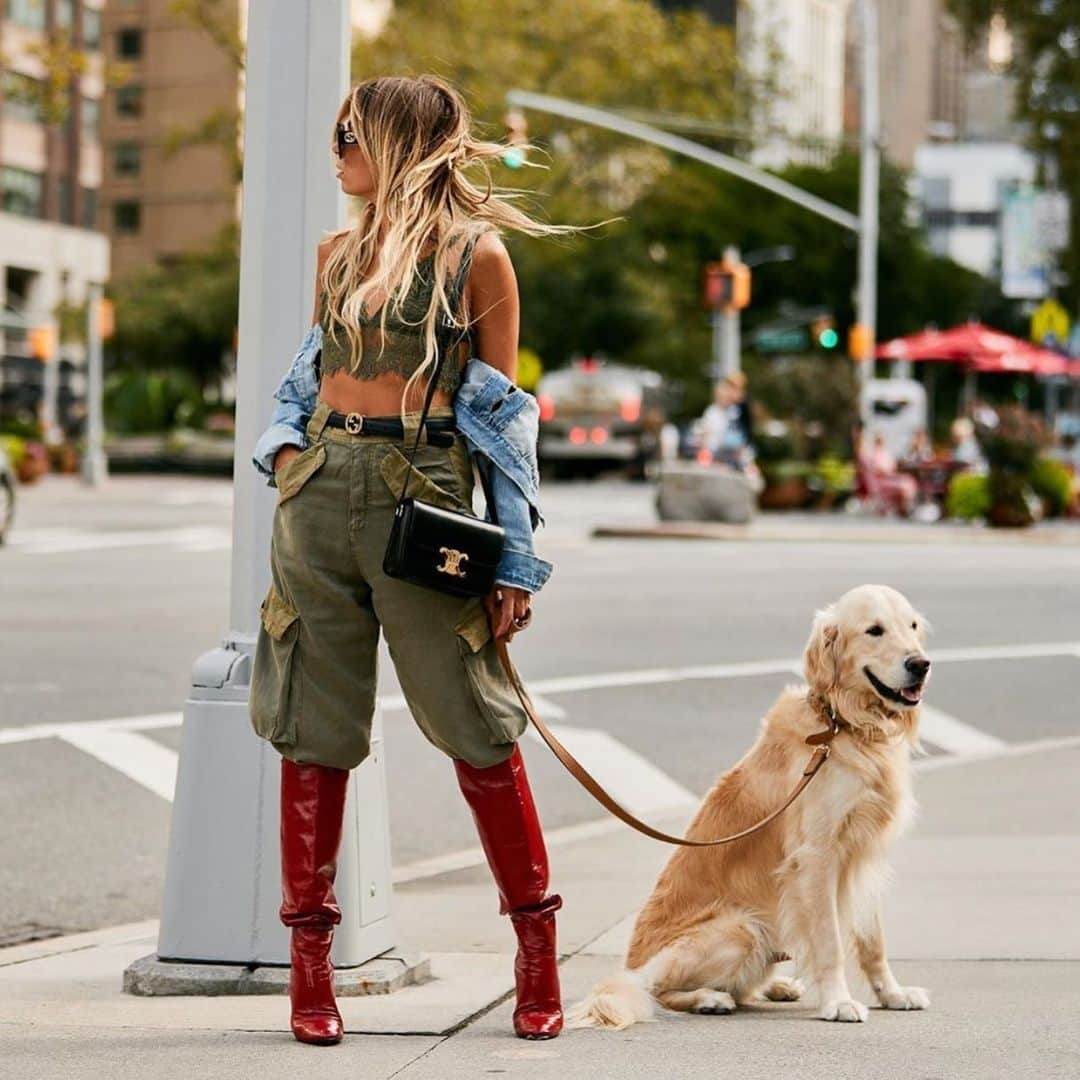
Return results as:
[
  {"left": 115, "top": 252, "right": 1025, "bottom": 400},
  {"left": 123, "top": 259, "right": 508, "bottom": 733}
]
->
[
  {"left": 465, "top": 227, "right": 517, "bottom": 300},
  {"left": 317, "top": 229, "right": 349, "bottom": 266}
]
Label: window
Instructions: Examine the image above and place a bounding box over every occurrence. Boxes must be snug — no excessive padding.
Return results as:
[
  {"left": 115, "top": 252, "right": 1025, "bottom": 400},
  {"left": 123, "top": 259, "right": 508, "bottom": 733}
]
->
[
  {"left": 113, "top": 142, "right": 141, "bottom": 177},
  {"left": 83, "top": 8, "right": 102, "bottom": 50},
  {"left": 81, "top": 96, "right": 101, "bottom": 137},
  {"left": 115, "top": 85, "right": 143, "bottom": 119},
  {"left": 116, "top": 28, "right": 143, "bottom": 59},
  {"left": 81, "top": 187, "right": 98, "bottom": 230},
  {"left": 6, "top": 0, "right": 46, "bottom": 31},
  {"left": 57, "top": 176, "right": 74, "bottom": 225},
  {"left": 113, "top": 200, "right": 141, "bottom": 233},
  {"left": 56, "top": 0, "right": 74, "bottom": 29},
  {"left": 2, "top": 167, "right": 44, "bottom": 218},
  {"left": 3, "top": 72, "right": 44, "bottom": 125}
]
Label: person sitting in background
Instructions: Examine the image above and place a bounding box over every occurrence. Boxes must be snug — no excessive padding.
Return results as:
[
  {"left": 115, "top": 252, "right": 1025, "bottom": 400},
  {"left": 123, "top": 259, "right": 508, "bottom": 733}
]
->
[
  {"left": 858, "top": 432, "right": 918, "bottom": 516},
  {"left": 905, "top": 428, "right": 934, "bottom": 464},
  {"left": 950, "top": 417, "right": 986, "bottom": 473}
]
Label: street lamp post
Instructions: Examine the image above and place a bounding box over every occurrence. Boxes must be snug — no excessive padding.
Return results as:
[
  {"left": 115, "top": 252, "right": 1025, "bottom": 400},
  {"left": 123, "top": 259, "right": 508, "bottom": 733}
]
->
[
  {"left": 856, "top": 0, "right": 881, "bottom": 386},
  {"left": 124, "top": 0, "right": 424, "bottom": 997},
  {"left": 81, "top": 284, "right": 108, "bottom": 487}
]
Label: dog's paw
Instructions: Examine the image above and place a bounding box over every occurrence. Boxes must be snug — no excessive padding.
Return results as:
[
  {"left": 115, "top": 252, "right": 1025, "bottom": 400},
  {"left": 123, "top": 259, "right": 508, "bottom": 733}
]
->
[
  {"left": 762, "top": 976, "right": 803, "bottom": 1002},
  {"left": 690, "top": 990, "right": 736, "bottom": 1015},
  {"left": 819, "top": 999, "right": 869, "bottom": 1023},
  {"left": 879, "top": 986, "right": 930, "bottom": 1011}
]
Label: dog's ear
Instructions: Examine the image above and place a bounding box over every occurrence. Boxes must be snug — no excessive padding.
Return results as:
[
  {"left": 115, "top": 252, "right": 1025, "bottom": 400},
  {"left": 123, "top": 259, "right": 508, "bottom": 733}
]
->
[{"left": 804, "top": 606, "right": 840, "bottom": 692}]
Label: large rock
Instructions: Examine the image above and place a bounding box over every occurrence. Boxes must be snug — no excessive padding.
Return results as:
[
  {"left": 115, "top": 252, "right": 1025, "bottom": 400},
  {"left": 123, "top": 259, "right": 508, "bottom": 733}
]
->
[{"left": 655, "top": 462, "right": 757, "bottom": 524}]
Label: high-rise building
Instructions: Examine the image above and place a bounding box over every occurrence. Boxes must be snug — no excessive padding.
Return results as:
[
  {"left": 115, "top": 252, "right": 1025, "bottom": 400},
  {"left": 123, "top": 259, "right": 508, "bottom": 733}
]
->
[
  {"left": 1, "top": 0, "right": 110, "bottom": 426},
  {"left": 99, "top": 0, "right": 241, "bottom": 279},
  {"left": 843, "top": 0, "right": 1020, "bottom": 169},
  {"left": 98, "top": 0, "right": 383, "bottom": 280},
  {"left": 740, "top": 0, "right": 854, "bottom": 167}
]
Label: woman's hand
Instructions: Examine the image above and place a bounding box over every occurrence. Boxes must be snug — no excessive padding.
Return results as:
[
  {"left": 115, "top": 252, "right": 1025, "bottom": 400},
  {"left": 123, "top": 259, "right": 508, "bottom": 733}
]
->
[
  {"left": 484, "top": 585, "right": 532, "bottom": 641},
  {"left": 273, "top": 445, "right": 301, "bottom": 475}
]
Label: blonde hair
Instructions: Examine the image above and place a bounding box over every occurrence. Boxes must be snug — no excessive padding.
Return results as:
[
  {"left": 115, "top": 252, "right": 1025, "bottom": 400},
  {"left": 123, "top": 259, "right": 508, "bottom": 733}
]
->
[{"left": 319, "top": 74, "right": 615, "bottom": 419}]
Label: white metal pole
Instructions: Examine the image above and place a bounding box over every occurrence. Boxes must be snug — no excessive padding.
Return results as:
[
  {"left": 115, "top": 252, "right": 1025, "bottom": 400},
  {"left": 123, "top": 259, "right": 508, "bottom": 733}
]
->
[
  {"left": 81, "top": 283, "right": 108, "bottom": 486},
  {"left": 128, "top": 0, "right": 407, "bottom": 994},
  {"left": 856, "top": 0, "right": 880, "bottom": 387}
]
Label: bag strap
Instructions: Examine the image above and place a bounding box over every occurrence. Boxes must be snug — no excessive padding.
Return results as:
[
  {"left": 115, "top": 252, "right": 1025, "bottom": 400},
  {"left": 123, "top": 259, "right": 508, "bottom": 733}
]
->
[
  {"left": 395, "top": 234, "right": 477, "bottom": 507},
  {"left": 493, "top": 638, "right": 838, "bottom": 847}
]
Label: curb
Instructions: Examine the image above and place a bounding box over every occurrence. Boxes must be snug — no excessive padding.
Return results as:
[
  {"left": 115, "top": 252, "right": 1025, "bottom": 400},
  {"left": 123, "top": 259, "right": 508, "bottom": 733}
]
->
[{"left": 591, "top": 521, "right": 1080, "bottom": 546}]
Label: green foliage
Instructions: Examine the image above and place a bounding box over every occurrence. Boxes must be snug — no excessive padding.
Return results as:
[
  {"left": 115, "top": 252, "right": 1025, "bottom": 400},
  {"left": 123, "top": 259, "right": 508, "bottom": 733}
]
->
[
  {"left": 813, "top": 455, "right": 855, "bottom": 496},
  {"left": 744, "top": 355, "right": 858, "bottom": 457},
  {"left": 0, "top": 434, "right": 27, "bottom": 469},
  {"left": 109, "top": 225, "right": 239, "bottom": 394},
  {"left": 104, "top": 370, "right": 205, "bottom": 434},
  {"left": 978, "top": 405, "right": 1047, "bottom": 472},
  {"left": 0, "top": 417, "right": 43, "bottom": 440},
  {"left": 946, "top": 473, "right": 991, "bottom": 520},
  {"left": 1030, "top": 457, "right": 1074, "bottom": 517}
]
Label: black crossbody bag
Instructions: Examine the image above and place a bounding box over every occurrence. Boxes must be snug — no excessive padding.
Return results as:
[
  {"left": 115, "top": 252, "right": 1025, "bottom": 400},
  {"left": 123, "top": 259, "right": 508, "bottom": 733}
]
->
[{"left": 382, "top": 325, "right": 506, "bottom": 599}]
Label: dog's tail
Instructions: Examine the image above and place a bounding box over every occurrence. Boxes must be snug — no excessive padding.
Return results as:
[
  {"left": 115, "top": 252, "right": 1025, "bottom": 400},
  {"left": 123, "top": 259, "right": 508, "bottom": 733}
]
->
[{"left": 565, "top": 969, "right": 655, "bottom": 1031}]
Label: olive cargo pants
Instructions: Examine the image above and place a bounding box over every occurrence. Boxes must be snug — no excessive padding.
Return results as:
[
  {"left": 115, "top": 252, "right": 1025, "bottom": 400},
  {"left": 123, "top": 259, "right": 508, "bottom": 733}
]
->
[{"left": 249, "top": 398, "right": 529, "bottom": 770}]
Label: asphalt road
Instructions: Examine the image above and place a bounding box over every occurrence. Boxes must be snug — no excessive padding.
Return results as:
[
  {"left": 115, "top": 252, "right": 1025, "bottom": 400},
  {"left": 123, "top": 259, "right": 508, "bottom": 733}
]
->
[{"left": 2, "top": 473, "right": 1078, "bottom": 944}]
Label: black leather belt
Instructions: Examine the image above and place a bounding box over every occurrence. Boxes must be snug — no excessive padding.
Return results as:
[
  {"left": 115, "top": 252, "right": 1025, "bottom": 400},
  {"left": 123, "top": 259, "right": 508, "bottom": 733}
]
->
[{"left": 324, "top": 409, "right": 458, "bottom": 446}]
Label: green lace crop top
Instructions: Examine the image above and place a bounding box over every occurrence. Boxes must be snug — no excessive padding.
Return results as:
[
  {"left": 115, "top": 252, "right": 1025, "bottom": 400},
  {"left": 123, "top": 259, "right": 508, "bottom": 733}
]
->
[{"left": 317, "top": 233, "right": 478, "bottom": 395}]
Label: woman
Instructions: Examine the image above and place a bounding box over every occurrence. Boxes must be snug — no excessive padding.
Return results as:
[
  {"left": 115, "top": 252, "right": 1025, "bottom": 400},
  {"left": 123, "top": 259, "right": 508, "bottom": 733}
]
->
[{"left": 248, "top": 75, "right": 608, "bottom": 1047}]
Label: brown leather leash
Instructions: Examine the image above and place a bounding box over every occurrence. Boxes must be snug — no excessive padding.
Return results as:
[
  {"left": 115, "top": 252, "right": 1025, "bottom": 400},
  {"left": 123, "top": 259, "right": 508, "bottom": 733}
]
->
[{"left": 494, "top": 638, "right": 839, "bottom": 848}]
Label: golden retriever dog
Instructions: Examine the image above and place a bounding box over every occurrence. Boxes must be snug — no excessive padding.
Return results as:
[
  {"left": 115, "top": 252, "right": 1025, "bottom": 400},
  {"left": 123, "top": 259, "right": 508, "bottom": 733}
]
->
[{"left": 568, "top": 584, "right": 931, "bottom": 1028}]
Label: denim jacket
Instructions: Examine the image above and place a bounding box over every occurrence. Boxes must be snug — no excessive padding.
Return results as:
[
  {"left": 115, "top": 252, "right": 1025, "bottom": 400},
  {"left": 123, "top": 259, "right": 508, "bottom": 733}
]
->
[{"left": 251, "top": 322, "right": 553, "bottom": 594}]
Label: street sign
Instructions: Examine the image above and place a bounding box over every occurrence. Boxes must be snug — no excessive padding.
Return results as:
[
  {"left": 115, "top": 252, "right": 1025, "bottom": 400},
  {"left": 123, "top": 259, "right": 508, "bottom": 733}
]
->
[
  {"left": 1031, "top": 298, "right": 1070, "bottom": 348},
  {"left": 753, "top": 326, "right": 809, "bottom": 353}
]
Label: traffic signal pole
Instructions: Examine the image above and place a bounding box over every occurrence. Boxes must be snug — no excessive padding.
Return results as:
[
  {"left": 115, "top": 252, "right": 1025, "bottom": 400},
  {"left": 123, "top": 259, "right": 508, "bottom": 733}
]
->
[
  {"left": 856, "top": 0, "right": 881, "bottom": 386},
  {"left": 125, "top": 0, "right": 423, "bottom": 997}
]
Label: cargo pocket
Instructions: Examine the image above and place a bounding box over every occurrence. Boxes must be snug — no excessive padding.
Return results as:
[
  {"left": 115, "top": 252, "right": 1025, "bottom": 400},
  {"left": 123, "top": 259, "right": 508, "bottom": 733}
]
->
[
  {"left": 249, "top": 584, "right": 301, "bottom": 746},
  {"left": 380, "top": 445, "right": 473, "bottom": 515},
  {"left": 277, "top": 442, "right": 327, "bottom": 505},
  {"left": 453, "top": 601, "right": 529, "bottom": 746}
]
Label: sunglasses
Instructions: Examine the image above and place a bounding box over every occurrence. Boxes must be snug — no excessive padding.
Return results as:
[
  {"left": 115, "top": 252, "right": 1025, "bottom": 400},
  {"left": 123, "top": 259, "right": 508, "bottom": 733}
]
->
[{"left": 335, "top": 123, "right": 359, "bottom": 157}]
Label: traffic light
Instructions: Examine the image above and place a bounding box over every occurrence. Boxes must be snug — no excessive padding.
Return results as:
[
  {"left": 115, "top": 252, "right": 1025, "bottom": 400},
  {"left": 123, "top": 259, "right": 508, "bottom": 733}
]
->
[
  {"left": 502, "top": 108, "right": 528, "bottom": 169},
  {"left": 811, "top": 316, "right": 838, "bottom": 350},
  {"left": 702, "top": 259, "right": 751, "bottom": 312},
  {"left": 848, "top": 322, "right": 873, "bottom": 362},
  {"left": 28, "top": 325, "right": 56, "bottom": 361}
]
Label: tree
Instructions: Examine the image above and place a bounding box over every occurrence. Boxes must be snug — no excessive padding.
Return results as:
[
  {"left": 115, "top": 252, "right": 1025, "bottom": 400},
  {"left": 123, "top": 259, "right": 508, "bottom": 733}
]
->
[
  {"left": 108, "top": 226, "right": 239, "bottom": 396},
  {"left": 947, "top": 1, "right": 1080, "bottom": 305}
]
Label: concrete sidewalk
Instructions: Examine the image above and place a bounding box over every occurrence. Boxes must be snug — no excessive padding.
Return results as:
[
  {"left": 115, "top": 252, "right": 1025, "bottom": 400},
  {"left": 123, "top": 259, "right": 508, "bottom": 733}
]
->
[{"left": 3, "top": 745, "right": 1079, "bottom": 1079}]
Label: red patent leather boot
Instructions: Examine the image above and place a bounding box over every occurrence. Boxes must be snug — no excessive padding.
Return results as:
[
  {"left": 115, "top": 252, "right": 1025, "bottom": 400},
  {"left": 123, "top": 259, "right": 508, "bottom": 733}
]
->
[
  {"left": 454, "top": 745, "right": 563, "bottom": 1039},
  {"left": 279, "top": 758, "right": 350, "bottom": 1045}
]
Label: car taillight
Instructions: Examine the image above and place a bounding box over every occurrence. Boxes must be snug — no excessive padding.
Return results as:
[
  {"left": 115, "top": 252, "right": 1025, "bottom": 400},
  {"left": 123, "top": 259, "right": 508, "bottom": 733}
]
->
[
  {"left": 620, "top": 398, "right": 641, "bottom": 422},
  {"left": 538, "top": 395, "right": 556, "bottom": 422},
  {"left": 569, "top": 427, "right": 587, "bottom": 445},
  {"left": 590, "top": 427, "right": 608, "bottom": 444}
]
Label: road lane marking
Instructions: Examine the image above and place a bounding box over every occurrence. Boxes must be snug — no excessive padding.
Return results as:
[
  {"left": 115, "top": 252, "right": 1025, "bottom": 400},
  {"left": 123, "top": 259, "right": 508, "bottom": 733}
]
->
[
  {"left": 916, "top": 704, "right": 1007, "bottom": 756},
  {"left": 524, "top": 724, "right": 695, "bottom": 816},
  {"left": 58, "top": 728, "right": 178, "bottom": 802},
  {"left": 8, "top": 526, "right": 231, "bottom": 555}
]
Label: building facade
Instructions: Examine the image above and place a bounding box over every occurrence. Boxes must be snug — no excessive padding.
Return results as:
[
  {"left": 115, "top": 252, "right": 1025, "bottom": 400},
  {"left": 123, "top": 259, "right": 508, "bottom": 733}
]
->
[
  {"left": 1, "top": 0, "right": 110, "bottom": 428},
  {"left": 99, "top": 0, "right": 240, "bottom": 279},
  {"left": 740, "top": 0, "right": 853, "bottom": 167}
]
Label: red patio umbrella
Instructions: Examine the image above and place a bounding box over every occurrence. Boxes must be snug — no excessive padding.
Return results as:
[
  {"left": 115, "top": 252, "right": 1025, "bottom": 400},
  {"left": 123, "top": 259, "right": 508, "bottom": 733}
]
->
[{"left": 877, "top": 322, "right": 1074, "bottom": 376}]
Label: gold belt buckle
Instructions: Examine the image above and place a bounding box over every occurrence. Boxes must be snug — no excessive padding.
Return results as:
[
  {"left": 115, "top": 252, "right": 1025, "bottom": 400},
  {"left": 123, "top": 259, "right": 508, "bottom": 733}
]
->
[{"left": 344, "top": 412, "right": 364, "bottom": 435}]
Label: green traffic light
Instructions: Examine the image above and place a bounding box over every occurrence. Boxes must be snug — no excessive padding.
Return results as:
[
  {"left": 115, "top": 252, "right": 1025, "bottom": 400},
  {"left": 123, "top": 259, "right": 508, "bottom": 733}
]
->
[
  {"left": 819, "top": 328, "right": 839, "bottom": 349},
  {"left": 501, "top": 147, "right": 526, "bottom": 169}
]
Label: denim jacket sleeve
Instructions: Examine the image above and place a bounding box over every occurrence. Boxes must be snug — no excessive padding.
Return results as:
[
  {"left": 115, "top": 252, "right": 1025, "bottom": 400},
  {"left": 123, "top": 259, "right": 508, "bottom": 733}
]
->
[
  {"left": 473, "top": 453, "right": 554, "bottom": 594},
  {"left": 251, "top": 323, "right": 321, "bottom": 487},
  {"left": 454, "top": 359, "right": 553, "bottom": 595}
]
